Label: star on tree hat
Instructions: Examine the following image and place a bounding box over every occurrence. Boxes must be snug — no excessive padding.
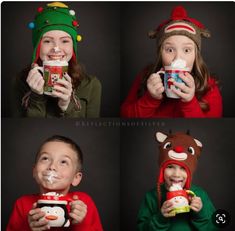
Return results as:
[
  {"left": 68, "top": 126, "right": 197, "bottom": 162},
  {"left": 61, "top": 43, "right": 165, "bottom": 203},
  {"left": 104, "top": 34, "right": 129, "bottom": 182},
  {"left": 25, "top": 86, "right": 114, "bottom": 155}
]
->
[
  {"left": 148, "top": 5, "right": 211, "bottom": 50},
  {"left": 28, "top": 2, "right": 82, "bottom": 63}
]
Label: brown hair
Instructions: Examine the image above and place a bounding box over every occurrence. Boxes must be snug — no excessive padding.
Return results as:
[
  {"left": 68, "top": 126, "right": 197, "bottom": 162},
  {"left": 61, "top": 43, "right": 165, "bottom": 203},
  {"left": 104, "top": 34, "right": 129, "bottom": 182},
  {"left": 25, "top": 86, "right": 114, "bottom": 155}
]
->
[
  {"left": 137, "top": 44, "right": 213, "bottom": 111},
  {"left": 35, "top": 135, "right": 83, "bottom": 171}
]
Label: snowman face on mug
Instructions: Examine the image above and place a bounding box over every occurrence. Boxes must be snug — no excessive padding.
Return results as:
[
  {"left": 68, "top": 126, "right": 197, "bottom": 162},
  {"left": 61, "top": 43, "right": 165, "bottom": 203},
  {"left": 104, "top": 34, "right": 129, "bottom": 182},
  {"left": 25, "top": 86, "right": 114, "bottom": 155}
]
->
[{"left": 169, "top": 195, "right": 188, "bottom": 207}]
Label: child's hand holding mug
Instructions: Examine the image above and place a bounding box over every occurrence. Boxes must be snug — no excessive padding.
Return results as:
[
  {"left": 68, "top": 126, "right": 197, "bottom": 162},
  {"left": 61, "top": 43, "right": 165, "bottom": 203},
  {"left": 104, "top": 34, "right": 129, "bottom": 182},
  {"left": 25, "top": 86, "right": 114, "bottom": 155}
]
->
[
  {"left": 147, "top": 70, "right": 165, "bottom": 100},
  {"left": 26, "top": 64, "right": 45, "bottom": 95},
  {"left": 51, "top": 72, "right": 73, "bottom": 112},
  {"left": 28, "top": 202, "right": 50, "bottom": 231},
  {"left": 189, "top": 196, "right": 203, "bottom": 212},
  {"left": 69, "top": 195, "right": 88, "bottom": 224},
  {"left": 161, "top": 200, "right": 175, "bottom": 218},
  {"left": 172, "top": 72, "right": 196, "bottom": 103}
]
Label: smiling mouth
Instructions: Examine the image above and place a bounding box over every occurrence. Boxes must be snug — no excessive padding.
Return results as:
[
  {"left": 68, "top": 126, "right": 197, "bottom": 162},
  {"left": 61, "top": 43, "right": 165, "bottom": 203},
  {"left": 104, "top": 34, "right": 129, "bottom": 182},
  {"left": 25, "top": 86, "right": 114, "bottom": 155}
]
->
[{"left": 48, "top": 55, "right": 65, "bottom": 60}]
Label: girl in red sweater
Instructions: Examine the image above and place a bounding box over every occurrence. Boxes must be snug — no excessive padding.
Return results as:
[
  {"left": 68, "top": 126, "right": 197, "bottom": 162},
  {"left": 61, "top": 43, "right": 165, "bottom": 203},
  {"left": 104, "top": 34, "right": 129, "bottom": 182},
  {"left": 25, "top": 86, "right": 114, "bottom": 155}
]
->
[{"left": 121, "top": 6, "right": 222, "bottom": 118}]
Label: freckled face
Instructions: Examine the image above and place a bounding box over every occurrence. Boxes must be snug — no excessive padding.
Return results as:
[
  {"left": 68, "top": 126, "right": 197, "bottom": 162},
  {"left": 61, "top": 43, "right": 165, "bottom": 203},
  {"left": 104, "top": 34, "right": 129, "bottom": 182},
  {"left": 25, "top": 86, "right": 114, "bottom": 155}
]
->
[{"left": 40, "top": 30, "right": 73, "bottom": 62}]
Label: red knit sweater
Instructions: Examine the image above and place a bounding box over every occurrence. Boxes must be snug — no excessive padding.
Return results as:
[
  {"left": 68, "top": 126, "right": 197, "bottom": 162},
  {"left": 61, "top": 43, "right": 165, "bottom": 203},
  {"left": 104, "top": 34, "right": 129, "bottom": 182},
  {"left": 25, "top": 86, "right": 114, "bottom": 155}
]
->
[
  {"left": 6, "top": 192, "right": 103, "bottom": 231},
  {"left": 121, "top": 69, "right": 222, "bottom": 118}
]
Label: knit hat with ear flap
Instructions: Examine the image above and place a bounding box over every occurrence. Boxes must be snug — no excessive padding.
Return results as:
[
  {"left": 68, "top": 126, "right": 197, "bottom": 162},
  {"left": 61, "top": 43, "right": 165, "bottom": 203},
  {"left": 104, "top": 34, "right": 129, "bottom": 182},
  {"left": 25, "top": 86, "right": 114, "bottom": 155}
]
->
[
  {"left": 148, "top": 5, "right": 211, "bottom": 50},
  {"left": 28, "top": 2, "right": 82, "bottom": 63},
  {"left": 155, "top": 131, "right": 202, "bottom": 205}
]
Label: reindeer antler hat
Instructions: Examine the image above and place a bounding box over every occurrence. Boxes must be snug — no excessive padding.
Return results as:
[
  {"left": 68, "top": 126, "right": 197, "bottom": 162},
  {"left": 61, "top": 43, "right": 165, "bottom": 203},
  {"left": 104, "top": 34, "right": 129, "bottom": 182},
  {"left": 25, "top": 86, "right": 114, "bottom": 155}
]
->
[
  {"left": 156, "top": 131, "right": 203, "bottom": 190},
  {"left": 148, "top": 5, "right": 211, "bottom": 50}
]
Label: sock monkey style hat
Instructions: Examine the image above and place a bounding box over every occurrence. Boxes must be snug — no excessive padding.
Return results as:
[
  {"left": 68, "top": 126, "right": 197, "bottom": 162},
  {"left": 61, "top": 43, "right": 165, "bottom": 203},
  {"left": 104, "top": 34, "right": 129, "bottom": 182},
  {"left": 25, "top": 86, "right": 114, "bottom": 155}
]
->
[
  {"left": 28, "top": 2, "right": 82, "bottom": 63},
  {"left": 148, "top": 5, "right": 211, "bottom": 50},
  {"left": 155, "top": 131, "right": 202, "bottom": 189}
]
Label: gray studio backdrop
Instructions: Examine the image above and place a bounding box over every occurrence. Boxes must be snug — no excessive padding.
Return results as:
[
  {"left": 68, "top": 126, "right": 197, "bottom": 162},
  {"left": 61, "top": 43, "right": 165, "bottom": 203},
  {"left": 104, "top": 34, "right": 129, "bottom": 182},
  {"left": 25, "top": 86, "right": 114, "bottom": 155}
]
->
[
  {"left": 2, "top": 119, "right": 120, "bottom": 231},
  {"left": 121, "top": 2, "right": 235, "bottom": 117},
  {"left": 121, "top": 119, "right": 235, "bottom": 230},
  {"left": 1, "top": 1, "right": 120, "bottom": 117}
]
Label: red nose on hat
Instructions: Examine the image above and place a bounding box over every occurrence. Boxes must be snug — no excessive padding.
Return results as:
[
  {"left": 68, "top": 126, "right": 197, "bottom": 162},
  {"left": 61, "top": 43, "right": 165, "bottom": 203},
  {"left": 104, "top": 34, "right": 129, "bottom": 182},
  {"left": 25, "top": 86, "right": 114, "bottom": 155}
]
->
[{"left": 174, "top": 146, "right": 184, "bottom": 153}]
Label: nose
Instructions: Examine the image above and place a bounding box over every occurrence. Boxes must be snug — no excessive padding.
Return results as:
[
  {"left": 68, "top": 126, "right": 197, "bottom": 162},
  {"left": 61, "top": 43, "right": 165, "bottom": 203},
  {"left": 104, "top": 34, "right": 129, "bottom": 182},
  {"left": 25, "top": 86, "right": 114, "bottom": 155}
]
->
[
  {"left": 48, "top": 161, "right": 57, "bottom": 170},
  {"left": 175, "top": 50, "right": 181, "bottom": 59},
  {"left": 174, "top": 146, "right": 184, "bottom": 153},
  {"left": 53, "top": 46, "right": 60, "bottom": 52}
]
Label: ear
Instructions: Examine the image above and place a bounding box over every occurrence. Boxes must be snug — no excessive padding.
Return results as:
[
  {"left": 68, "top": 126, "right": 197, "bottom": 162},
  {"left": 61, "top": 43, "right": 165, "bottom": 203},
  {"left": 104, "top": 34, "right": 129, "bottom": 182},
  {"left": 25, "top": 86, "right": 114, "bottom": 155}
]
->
[
  {"left": 72, "top": 172, "right": 82, "bottom": 187},
  {"left": 156, "top": 132, "right": 168, "bottom": 143},
  {"left": 194, "top": 138, "right": 202, "bottom": 148},
  {"left": 201, "top": 29, "right": 211, "bottom": 38},
  {"left": 148, "top": 29, "right": 158, "bottom": 39}
]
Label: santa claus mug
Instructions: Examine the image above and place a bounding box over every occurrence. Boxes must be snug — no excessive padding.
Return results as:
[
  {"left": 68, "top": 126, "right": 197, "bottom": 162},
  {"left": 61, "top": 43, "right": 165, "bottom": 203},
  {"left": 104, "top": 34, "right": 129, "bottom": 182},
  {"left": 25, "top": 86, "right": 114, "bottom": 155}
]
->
[
  {"left": 157, "top": 66, "right": 190, "bottom": 99},
  {"left": 37, "top": 193, "right": 72, "bottom": 227},
  {"left": 36, "top": 60, "right": 68, "bottom": 95},
  {"left": 166, "top": 189, "right": 196, "bottom": 215}
]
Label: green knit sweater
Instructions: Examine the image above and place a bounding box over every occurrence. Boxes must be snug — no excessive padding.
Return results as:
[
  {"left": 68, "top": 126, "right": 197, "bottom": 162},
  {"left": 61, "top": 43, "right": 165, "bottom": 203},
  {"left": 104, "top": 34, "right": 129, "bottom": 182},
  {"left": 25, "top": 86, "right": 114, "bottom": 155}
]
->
[
  {"left": 137, "top": 184, "right": 218, "bottom": 231},
  {"left": 14, "top": 74, "right": 101, "bottom": 118}
]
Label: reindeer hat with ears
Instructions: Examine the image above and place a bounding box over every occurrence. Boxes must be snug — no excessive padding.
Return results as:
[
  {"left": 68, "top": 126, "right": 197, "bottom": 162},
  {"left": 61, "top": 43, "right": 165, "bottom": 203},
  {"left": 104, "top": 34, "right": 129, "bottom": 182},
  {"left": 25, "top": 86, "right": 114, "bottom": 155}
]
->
[
  {"left": 156, "top": 131, "right": 203, "bottom": 190},
  {"left": 148, "top": 5, "right": 211, "bottom": 50}
]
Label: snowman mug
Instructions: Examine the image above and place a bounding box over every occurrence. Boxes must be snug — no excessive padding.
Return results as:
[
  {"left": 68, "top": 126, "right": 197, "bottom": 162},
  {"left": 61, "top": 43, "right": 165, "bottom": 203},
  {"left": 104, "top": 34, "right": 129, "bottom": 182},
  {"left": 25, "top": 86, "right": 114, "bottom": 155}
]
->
[
  {"left": 36, "top": 60, "right": 68, "bottom": 95},
  {"left": 166, "top": 189, "right": 196, "bottom": 216},
  {"left": 37, "top": 193, "right": 72, "bottom": 227},
  {"left": 157, "top": 66, "right": 190, "bottom": 99}
]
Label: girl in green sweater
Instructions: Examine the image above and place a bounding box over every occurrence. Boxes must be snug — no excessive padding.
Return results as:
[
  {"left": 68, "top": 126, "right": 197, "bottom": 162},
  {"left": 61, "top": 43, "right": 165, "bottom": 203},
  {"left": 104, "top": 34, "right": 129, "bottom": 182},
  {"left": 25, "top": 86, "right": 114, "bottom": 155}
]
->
[
  {"left": 137, "top": 131, "right": 218, "bottom": 231},
  {"left": 15, "top": 2, "right": 101, "bottom": 118}
]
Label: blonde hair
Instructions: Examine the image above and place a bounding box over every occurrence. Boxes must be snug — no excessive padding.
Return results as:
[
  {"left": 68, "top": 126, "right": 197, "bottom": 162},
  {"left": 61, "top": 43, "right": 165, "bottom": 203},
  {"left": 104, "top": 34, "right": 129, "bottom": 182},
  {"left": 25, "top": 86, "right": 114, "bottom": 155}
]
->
[{"left": 138, "top": 44, "right": 212, "bottom": 111}]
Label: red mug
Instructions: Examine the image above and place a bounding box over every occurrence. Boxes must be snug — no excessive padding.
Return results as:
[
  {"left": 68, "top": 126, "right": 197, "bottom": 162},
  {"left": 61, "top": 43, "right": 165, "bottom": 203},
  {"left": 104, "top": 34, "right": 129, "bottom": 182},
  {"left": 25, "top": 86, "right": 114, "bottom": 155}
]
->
[
  {"left": 36, "top": 60, "right": 68, "bottom": 95},
  {"left": 166, "top": 189, "right": 195, "bottom": 215}
]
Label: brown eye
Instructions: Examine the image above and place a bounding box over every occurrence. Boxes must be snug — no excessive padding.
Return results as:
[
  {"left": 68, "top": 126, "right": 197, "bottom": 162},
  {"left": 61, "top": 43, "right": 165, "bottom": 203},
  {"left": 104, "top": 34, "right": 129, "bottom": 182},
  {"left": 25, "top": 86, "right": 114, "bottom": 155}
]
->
[{"left": 163, "top": 142, "right": 171, "bottom": 149}]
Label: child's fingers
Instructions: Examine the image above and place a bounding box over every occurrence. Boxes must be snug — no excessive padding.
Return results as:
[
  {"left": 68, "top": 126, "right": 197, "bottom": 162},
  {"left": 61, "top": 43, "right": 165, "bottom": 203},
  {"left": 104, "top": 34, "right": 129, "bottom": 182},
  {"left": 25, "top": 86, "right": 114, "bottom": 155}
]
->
[
  {"left": 29, "top": 210, "right": 45, "bottom": 222},
  {"left": 30, "top": 220, "right": 49, "bottom": 230},
  {"left": 173, "top": 81, "right": 190, "bottom": 94},
  {"left": 72, "top": 194, "right": 79, "bottom": 200},
  {"left": 31, "top": 63, "right": 39, "bottom": 69},
  {"left": 63, "top": 72, "right": 72, "bottom": 83},
  {"left": 178, "top": 72, "right": 195, "bottom": 88}
]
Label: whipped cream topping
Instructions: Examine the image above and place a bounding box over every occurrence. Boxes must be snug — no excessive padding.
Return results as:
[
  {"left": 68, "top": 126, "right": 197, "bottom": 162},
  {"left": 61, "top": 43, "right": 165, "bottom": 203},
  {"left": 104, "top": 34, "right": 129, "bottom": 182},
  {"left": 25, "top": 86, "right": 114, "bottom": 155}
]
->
[
  {"left": 44, "top": 171, "right": 58, "bottom": 184},
  {"left": 42, "top": 192, "right": 64, "bottom": 197},
  {"left": 171, "top": 59, "right": 186, "bottom": 69},
  {"left": 169, "top": 184, "right": 183, "bottom": 191}
]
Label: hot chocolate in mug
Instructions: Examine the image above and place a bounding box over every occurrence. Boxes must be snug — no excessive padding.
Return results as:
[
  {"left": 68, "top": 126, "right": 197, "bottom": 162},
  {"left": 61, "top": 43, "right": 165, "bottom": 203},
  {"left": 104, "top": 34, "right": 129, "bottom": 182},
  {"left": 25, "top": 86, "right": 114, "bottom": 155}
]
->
[
  {"left": 166, "top": 189, "right": 196, "bottom": 216},
  {"left": 37, "top": 192, "right": 72, "bottom": 227},
  {"left": 36, "top": 60, "right": 68, "bottom": 95},
  {"left": 157, "top": 66, "right": 190, "bottom": 99}
]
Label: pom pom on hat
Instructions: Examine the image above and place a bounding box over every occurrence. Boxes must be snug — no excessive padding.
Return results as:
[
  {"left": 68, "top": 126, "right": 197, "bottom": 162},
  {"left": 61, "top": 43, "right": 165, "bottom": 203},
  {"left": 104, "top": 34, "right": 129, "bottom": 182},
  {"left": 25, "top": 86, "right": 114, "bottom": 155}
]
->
[{"left": 171, "top": 5, "right": 188, "bottom": 20}]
